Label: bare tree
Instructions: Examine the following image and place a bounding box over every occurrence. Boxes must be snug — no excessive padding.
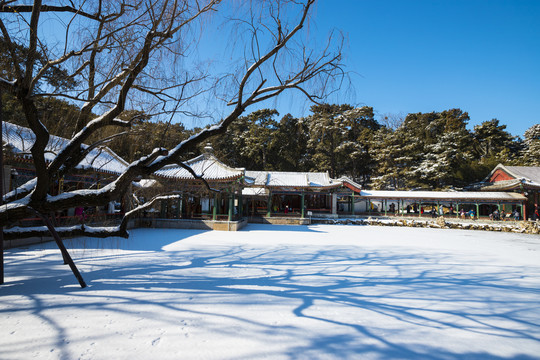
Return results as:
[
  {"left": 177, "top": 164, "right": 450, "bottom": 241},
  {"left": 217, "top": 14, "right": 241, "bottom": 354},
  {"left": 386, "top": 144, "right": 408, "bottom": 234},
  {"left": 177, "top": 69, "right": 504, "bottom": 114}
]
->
[
  {"left": 379, "top": 112, "right": 405, "bottom": 131},
  {"left": 0, "top": 0, "right": 344, "bottom": 240}
]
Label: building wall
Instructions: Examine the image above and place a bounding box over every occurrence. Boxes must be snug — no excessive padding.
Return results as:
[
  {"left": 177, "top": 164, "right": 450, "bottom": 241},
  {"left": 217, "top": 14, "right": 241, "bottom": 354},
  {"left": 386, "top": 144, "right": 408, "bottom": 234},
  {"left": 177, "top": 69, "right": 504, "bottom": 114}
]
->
[{"left": 489, "top": 169, "right": 514, "bottom": 182}]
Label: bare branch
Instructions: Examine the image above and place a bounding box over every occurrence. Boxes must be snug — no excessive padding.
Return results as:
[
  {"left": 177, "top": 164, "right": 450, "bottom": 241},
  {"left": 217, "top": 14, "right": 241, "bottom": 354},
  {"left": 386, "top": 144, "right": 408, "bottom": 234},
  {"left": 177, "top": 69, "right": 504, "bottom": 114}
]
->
[
  {"left": 0, "top": 3, "right": 100, "bottom": 21},
  {"left": 0, "top": 0, "right": 345, "bottom": 231}
]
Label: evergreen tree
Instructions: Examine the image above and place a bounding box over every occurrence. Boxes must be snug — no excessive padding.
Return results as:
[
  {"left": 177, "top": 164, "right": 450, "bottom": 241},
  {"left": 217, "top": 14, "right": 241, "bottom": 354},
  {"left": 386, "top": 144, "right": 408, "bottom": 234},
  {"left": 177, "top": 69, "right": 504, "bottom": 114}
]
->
[
  {"left": 305, "top": 104, "right": 353, "bottom": 177},
  {"left": 370, "top": 127, "right": 408, "bottom": 189},
  {"left": 520, "top": 124, "right": 540, "bottom": 166},
  {"left": 212, "top": 109, "right": 280, "bottom": 170},
  {"left": 241, "top": 109, "right": 280, "bottom": 170},
  {"left": 211, "top": 115, "right": 251, "bottom": 168},
  {"left": 305, "top": 104, "right": 379, "bottom": 183},
  {"left": 378, "top": 109, "right": 474, "bottom": 189},
  {"left": 336, "top": 106, "right": 380, "bottom": 185},
  {"left": 273, "top": 114, "right": 309, "bottom": 171},
  {"left": 410, "top": 109, "right": 473, "bottom": 188},
  {"left": 473, "top": 119, "right": 521, "bottom": 162}
]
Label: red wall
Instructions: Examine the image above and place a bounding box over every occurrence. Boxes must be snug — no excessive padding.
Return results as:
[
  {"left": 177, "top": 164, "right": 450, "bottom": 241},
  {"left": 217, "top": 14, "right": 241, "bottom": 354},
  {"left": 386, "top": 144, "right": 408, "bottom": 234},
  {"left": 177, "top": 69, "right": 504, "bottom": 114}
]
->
[{"left": 489, "top": 169, "right": 514, "bottom": 182}]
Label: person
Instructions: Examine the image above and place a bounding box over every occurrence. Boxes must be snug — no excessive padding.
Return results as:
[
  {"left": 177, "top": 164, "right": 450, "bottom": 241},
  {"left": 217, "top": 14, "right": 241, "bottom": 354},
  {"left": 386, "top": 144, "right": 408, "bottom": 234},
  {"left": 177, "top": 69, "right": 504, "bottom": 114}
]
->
[
  {"left": 75, "top": 206, "right": 85, "bottom": 222},
  {"left": 500, "top": 209, "right": 506, "bottom": 221},
  {"left": 439, "top": 206, "right": 444, "bottom": 216},
  {"left": 460, "top": 209, "right": 466, "bottom": 219},
  {"left": 534, "top": 204, "right": 540, "bottom": 221},
  {"left": 493, "top": 208, "right": 499, "bottom": 221},
  {"left": 513, "top": 209, "right": 520, "bottom": 221},
  {"left": 469, "top": 209, "right": 475, "bottom": 220}
]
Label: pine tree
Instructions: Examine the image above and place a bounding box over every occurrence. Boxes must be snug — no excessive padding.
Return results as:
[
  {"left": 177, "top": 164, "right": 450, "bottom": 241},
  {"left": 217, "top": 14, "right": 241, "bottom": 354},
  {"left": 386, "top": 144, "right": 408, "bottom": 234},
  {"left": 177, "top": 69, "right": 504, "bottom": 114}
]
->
[
  {"left": 473, "top": 119, "right": 521, "bottom": 162},
  {"left": 305, "top": 104, "right": 379, "bottom": 182},
  {"left": 521, "top": 124, "right": 540, "bottom": 166},
  {"left": 370, "top": 127, "right": 407, "bottom": 189},
  {"left": 273, "top": 114, "right": 309, "bottom": 171},
  {"left": 337, "top": 106, "right": 380, "bottom": 185},
  {"left": 305, "top": 104, "right": 354, "bottom": 177}
]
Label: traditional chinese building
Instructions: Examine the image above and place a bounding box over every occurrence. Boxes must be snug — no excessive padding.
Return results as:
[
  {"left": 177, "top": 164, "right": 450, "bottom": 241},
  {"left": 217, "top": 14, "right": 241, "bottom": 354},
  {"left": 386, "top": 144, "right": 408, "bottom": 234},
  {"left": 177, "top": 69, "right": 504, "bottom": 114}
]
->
[
  {"left": 2, "top": 122, "right": 129, "bottom": 224},
  {"left": 475, "top": 164, "right": 540, "bottom": 219},
  {"left": 2, "top": 122, "right": 533, "bottom": 232},
  {"left": 242, "top": 171, "right": 362, "bottom": 218},
  {"left": 355, "top": 190, "right": 527, "bottom": 220},
  {"left": 151, "top": 144, "right": 245, "bottom": 222},
  {"left": 149, "top": 145, "right": 363, "bottom": 224},
  {"left": 149, "top": 147, "right": 529, "bottom": 224}
]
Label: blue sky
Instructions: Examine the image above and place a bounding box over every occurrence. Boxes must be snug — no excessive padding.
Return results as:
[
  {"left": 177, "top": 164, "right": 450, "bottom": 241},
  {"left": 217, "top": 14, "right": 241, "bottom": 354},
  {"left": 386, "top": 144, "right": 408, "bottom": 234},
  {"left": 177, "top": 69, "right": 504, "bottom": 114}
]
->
[
  {"left": 28, "top": 1, "right": 540, "bottom": 138},
  {"left": 297, "top": 0, "right": 540, "bottom": 137}
]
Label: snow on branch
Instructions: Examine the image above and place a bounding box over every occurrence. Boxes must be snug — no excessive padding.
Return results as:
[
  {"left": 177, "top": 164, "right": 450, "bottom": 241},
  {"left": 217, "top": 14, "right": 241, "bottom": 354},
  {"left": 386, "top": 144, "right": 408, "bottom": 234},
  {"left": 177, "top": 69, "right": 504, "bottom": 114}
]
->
[{"left": 3, "top": 224, "right": 128, "bottom": 240}]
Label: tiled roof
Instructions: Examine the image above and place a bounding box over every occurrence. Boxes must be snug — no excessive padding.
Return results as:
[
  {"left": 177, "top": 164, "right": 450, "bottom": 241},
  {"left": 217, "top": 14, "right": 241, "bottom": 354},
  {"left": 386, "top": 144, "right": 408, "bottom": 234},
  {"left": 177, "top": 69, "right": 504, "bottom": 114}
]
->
[
  {"left": 154, "top": 153, "right": 244, "bottom": 181},
  {"left": 475, "top": 179, "right": 540, "bottom": 191},
  {"left": 336, "top": 176, "right": 362, "bottom": 192},
  {"left": 359, "top": 190, "right": 526, "bottom": 202},
  {"left": 496, "top": 165, "right": 540, "bottom": 184},
  {"left": 474, "top": 164, "right": 540, "bottom": 191},
  {"left": 245, "top": 170, "right": 340, "bottom": 188},
  {"left": 3, "top": 122, "right": 128, "bottom": 175}
]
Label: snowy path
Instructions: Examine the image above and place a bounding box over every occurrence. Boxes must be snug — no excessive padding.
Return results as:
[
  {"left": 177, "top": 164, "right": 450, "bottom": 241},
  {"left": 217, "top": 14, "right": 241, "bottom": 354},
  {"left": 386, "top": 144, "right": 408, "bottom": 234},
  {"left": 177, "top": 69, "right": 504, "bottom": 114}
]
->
[{"left": 1, "top": 225, "right": 540, "bottom": 359}]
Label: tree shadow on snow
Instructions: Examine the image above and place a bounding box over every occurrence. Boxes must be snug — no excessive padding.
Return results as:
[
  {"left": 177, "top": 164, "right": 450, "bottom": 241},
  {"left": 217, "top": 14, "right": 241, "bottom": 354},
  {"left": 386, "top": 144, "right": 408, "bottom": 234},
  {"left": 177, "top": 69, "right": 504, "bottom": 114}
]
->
[{"left": 2, "top": 232, "right": 540, "bottom": 359}]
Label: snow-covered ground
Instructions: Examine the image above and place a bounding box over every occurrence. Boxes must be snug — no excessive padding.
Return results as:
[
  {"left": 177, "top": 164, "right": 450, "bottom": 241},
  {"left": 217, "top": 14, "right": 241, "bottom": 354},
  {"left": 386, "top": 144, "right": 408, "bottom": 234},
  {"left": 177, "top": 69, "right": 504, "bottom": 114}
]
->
[{"left": 1, "top": 224, "right": 540, "bottom": 360}]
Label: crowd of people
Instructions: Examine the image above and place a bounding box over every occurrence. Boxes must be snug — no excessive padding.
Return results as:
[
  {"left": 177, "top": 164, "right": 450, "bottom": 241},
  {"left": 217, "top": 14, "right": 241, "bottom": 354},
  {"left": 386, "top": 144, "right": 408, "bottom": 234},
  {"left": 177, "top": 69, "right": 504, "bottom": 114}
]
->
[{"left": 488, "top": 208, "right": 522, "bottom": 221}]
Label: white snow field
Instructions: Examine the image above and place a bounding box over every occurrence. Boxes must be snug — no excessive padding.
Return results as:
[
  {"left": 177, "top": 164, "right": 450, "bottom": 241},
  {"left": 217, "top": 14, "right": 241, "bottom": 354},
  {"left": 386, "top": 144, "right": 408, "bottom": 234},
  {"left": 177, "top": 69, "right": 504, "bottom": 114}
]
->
[{"left": 1, "top": 224, "right": 540, "bottom": 360}]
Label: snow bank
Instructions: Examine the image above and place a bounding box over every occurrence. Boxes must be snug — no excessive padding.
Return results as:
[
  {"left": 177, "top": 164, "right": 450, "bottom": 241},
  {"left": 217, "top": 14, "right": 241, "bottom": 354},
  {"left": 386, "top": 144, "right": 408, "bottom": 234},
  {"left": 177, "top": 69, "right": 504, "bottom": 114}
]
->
[{"left": 314, "top": 216, "right": 540, "bottom": 235}]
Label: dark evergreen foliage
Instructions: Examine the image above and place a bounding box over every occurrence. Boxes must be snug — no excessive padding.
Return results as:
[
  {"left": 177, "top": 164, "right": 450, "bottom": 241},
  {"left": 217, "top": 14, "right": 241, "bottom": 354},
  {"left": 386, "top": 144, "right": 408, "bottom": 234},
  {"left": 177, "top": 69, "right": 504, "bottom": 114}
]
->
[
  {"left": 3, "top": 97, "right": 537, "bottom": 189},
  {"left": 206, "top": 105, "right": 537, "bottom": 190}
]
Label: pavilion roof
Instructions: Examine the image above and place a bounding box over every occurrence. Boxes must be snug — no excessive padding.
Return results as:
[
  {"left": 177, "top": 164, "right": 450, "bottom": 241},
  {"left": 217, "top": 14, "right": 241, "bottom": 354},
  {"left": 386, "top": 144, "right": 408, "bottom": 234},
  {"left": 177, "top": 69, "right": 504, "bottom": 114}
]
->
[
  {"left": 359, "top": 190, "right": 526, "bottom": 202},
  {"left": 336, "top": 176, "right": 362, "bottom": 192},
  {"left": 466, "top": 164, "right": 540, "bottom": 191},
  {"left": 497, "top": 165, "right": 540, "bottom": 183},
  {"left": 244, "top": 170, "right": 341, "bottom": 189},
  {"left": 3, "top": 122, "right": 128, "bottom": 175},
  {"left": 484, "top": 164, "right": 540, "bottom": 187},
  {"left": 154, "top": 151, "right": 244, "bottom": 182}
]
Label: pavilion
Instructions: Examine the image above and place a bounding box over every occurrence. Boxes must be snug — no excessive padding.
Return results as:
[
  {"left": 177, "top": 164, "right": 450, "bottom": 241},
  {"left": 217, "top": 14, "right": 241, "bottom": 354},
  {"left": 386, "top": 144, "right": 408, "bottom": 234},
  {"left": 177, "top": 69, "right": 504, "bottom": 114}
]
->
[
  {"left": 2, "top": 122, "right": 129, "bottom": 224},
  {"left": 149, "top": 145, "right": 363, "bottom": 223},
  {"left": 150, "top": 147, "right": 528, "bottom": 225},
  {"left": 241, "top": 171, "right": 362, "bottom": 218},
  {"left": 355, "top": 190, "right": 527, "bottom": 220},
  {"left": 470, "top": 164, "right": 540, "bottom": 219},
  {"left": 151, "top": 145, "right": 245, "bottom": 222}
]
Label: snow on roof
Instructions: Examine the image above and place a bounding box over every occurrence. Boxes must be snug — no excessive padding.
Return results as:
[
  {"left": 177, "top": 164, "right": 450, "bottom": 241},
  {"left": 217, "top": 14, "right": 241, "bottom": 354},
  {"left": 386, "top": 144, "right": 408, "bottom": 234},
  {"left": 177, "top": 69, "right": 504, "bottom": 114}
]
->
[
  {"left": 476, "top": 179, "right": 540, "bottom": 191},
  {"left": 490, "top": 164, "right": 540, "bottom": 185},
  {"left": 241, "top": 187, "right": 269, "bottom": 196},
  {"left": 154, "top": 152, "right": 244, "bottom": 181},
  {"left": 473, "top": 164, "right": 540, "bottom": 191},
  {"left": 245, "top": 170, "right": 340, "bottom": 188},
  {"left": 3, "top": 122, "right": 128, "bottom": 175},
  {"left": 359, "top": 190, "right": 526, "bottom": 202},
  {"left": 336, "top": 176, "right": 362, "bottom": 192}
]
